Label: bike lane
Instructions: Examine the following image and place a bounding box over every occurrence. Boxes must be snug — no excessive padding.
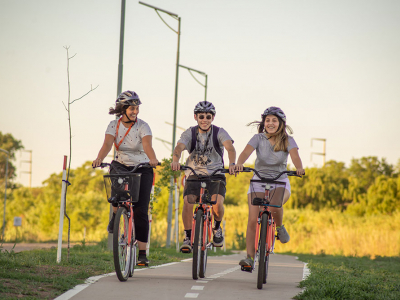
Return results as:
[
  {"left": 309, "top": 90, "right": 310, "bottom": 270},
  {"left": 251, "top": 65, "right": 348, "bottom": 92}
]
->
[{"left": 64, "top": 253, "right": 305, "bottom": 300}]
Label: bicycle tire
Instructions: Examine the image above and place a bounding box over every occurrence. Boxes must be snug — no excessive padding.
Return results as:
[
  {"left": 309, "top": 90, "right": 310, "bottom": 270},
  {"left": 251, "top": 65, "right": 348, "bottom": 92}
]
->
[
  {"left": 257, "top": 213, "right": 268, "bottom": 289},
  {"left": 199, "top": 211, "right": 210, "bottom": 278},
  {"left": 113, "top": 207, "right": 132, "bottom": 282},
  {"left": 128, "top": 224, "right": 136, "bottom": 277},
  {"left": 192, "top": 208, "right": 203, "bottom": 280}
]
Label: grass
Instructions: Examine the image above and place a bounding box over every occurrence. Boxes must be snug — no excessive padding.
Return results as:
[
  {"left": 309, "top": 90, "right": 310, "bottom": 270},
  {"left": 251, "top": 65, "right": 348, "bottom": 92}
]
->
[
  {"left": 294, "top": 252, "right": 400, "bottom": 300},
  {"left": 0, "top": 240, "right": 232, "bottom": 300}
]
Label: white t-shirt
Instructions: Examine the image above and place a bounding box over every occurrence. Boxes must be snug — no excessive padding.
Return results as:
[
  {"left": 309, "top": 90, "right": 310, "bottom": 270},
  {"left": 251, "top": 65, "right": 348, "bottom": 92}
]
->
[{"left": 106, "top": 118, "right": 152, "bottom": 166}]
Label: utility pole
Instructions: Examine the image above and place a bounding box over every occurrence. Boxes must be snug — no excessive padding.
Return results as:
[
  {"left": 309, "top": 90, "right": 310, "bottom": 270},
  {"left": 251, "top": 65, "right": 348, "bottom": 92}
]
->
[{"left": 311, "top": 138, "right": 326, "bottom": 166}]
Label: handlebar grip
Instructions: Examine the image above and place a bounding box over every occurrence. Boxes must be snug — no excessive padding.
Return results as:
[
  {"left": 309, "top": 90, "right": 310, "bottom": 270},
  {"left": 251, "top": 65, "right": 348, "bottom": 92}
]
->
[{"left": 242, "top": 167, "right": 253, "bottom": 172}]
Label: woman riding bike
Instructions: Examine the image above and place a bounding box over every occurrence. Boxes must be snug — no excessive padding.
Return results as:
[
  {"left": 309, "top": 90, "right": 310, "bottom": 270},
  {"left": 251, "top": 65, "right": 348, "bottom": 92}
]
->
[
  {"left": 92, "top": 90, "right": 159, "bottom": 266},
  {"left": 234, "top": 106, "right": 305, "bottom": 269}
]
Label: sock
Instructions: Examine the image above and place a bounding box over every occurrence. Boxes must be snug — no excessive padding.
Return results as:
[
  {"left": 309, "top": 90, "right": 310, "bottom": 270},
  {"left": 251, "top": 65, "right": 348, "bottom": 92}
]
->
[
  {"left": 184, "top": 229, "right": 192, "bottom": 240},
  {"left": 214, "top": 220, "right": 221, "bottom": 230},
  {"left": 139, "top": 250, "right": 146, "bottom": 257}
]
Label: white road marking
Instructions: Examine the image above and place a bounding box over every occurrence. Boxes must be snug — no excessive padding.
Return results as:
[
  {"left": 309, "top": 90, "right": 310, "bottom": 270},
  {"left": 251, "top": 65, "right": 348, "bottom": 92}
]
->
[
  {"left": 196, "top": 280, "right": 208, "bottom": 283},
  {"left": 191, "top": 286, "right": 204, "bottom": 290},
  {"left": 185, "top": 293, "right": 199, "bottom": 298}
]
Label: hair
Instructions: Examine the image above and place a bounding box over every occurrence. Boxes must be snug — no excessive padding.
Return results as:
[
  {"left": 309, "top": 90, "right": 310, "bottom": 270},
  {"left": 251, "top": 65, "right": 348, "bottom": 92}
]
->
[
  {"left": 247, "top": 115, "right": 293, "bottom": 152},
  {"left": 109, "top": 103, "right": 128, "bottom": 117}
]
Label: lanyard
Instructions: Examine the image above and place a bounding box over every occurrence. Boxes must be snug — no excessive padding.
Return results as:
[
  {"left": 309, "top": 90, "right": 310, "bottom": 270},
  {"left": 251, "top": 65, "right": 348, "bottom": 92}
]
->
[{"left": 114, "top": 118, "right": 135, "bottom": 151}]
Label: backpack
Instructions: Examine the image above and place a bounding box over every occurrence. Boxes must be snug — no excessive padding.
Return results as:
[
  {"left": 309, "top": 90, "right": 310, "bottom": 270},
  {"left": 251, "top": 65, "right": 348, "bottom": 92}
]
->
[{"left": 189, "top": 125, "right": 224, "bottom": 166}]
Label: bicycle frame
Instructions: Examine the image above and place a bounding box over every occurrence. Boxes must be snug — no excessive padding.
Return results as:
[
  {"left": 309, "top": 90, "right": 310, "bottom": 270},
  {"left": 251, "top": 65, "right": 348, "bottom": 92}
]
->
[{"left": 190, "top": 184, "right": 214, "bottom": 252}]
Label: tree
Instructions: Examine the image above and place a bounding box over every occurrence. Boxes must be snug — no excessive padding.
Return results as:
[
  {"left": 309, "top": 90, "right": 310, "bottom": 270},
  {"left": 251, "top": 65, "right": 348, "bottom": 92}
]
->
[{"left": 0, "top": 132, "right": 24, "bottom": 188}]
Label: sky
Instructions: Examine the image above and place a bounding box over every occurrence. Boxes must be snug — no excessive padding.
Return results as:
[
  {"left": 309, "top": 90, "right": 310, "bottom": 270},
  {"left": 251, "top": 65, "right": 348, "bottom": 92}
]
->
[{"left": 1, "top": 0, "right": 399, "bottom": 187}]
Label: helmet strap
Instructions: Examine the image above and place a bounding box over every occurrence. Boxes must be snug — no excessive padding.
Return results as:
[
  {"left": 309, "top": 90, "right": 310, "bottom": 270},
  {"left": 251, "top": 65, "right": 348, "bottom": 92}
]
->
[{"left": 123, "top": 111, "right": 136, "bottom": 123}]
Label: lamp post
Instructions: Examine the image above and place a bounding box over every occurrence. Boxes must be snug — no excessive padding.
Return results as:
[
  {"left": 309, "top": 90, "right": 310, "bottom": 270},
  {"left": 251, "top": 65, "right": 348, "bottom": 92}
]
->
[
  {"left": 179, "top": 65, "right": 208, "bottom": 101},
  {"left": 0, "top": 148, "right": 9, "bottom": 240},
  {"left": 139, "top": 1, "right": 181, "bottom": 247}
]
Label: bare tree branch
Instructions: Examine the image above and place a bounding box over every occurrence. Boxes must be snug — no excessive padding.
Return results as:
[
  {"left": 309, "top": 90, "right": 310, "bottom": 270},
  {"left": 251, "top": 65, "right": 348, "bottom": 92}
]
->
[
  {"left": 62, "top": 101, "right": 68, "bottom": 111},
  {"left": 70, "top": 84, "right": 99, "bottom": 104}
]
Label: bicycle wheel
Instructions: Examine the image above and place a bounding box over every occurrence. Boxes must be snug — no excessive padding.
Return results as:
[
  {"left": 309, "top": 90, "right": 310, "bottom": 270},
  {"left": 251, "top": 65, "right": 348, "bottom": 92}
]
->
[
  {"left": 192, "top": 208, "right": 203, "bottom": 280},
  {"left": 199, "top": 212, "right": 210, "bottom": 278},
  {"left": 113, "top": 207, "right": 132, "bottom": 282},
  {"left": 257, "top": 213, "right": 268, "bottom": 289},
  {"left": 129, "top": 225, "right": 136, "bottom": 277}
]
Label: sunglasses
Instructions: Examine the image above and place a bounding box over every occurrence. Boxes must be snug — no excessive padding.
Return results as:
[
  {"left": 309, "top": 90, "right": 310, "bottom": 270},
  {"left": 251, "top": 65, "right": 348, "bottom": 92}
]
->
[{"left": 198, "top": 115, "right": 212, "bottom": 120}]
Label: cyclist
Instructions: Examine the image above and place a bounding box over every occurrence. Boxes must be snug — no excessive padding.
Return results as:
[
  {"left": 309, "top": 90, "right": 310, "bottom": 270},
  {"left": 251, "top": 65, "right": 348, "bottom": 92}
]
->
[
  {"left": 92, "top": 90, "right": 159, "bottom": 266},
  {"left": 171, "top": 101, "right": 236, "bottom": 252},
  {"left": 234, "top": 106, "right": 305, "bottom": 269}
]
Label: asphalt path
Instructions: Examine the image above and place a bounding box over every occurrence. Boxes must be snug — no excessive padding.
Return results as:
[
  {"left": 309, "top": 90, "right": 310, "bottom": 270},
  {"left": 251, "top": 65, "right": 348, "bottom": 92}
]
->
[{"left": 64, "top": 253, "right": 305, "bottom": 300}]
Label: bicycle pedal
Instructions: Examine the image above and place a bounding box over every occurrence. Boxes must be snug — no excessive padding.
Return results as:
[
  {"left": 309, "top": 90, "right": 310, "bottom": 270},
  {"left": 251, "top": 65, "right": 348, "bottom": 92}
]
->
[
  {"left": 241, "top": 265, "right": 253, "bottom": 273},
  {"left": 180, "top": 248, "right": 191, "bottom": 253},
  {"left": 137, "top": 262, "right": 148, "bottom": 267}
]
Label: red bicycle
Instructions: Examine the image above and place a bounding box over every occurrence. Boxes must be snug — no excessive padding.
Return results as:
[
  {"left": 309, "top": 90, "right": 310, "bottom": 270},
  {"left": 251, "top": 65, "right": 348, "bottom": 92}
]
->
[
  {"left": 179, "top": 165, "right": 229, "bottom": 280},
  {"left": 98, "top": 162, "right": 159, "bottom": 281},
  {"left": 240, "top": 167, "right": 303, "bottom": 289}
]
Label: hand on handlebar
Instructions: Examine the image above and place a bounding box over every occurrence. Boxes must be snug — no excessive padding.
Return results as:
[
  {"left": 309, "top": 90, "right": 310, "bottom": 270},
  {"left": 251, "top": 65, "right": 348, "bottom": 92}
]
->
[
  {"left": 171, "top": 161, "right": 181, "bottom": 171},
  {"left": 296, "top": 168, "right": 305, "bottom": 176},
  {"left": 148, "top": 158, "right": 159, "bottom": 167},
  {"left": 234, "top": 164, "right": 244, "bottom": 173},
  {"left": 92, "top": 158, "right": 103, "bottom": 168}
]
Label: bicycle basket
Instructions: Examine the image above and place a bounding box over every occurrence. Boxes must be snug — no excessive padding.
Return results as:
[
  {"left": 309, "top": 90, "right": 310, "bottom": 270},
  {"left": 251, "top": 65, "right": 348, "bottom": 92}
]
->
[
  {"left": 185, "top": 176, "right": 226, "bottom": 204},
  {"left": 103, "top": 173, "right": 141, "bottom": 203},
  {"left": 249, "top": 179, "right": 286, "bottom": 208}
]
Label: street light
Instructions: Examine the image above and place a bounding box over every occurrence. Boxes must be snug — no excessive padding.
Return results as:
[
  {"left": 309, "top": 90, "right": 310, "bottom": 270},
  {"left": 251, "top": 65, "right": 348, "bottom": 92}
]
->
[
  {"left": 139, "top": 1, "right": 181, "bottom": 150},
  {"left": 179, "top": 65, "right": 208, "bottom": 101},
  {"left": 139, "top": 1, "right": 181, "bottom": 247},
  {"left": 0, "top": 148, "right": 9, "bottom": 240}
]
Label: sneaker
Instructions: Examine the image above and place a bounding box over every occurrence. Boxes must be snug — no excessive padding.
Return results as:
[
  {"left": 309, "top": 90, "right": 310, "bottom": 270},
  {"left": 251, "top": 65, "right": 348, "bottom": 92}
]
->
[
  {"left": 107, "top": 213, "right": 115, "bottom": 234},
  {"left": 276, "top": 225, "right": 290, "bottom": 243},
  {"left": 239, "top": 256, "right": 254, "bottom": 272},
  {"left": 180, "top": 237, "right": 192, "bottom": 253},
  {"left": 137, "top": 255, "right": 149, "bottom": 267},
  {"left": 212, "top": 226, "right": 224, "bottom": 247}
]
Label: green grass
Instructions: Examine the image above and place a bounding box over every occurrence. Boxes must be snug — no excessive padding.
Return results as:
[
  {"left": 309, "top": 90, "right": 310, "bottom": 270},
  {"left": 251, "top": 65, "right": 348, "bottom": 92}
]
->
[
  {"left": 0, "top": 241, "right": 232, "bottom": 300},
  {"left": 294, "top": 253, "right": 400, "bottom": 300}
]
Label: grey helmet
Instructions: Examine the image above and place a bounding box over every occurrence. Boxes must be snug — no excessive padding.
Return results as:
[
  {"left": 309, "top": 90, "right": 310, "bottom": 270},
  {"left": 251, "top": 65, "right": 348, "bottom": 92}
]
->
[
  {"left": 116, "top": 90, "right": 142, "bottom": 106},
  {"left": 194, "top": 101, "right": 216, "bottom": 115},
  {"left": 262, "top": 106, "right": 286, "bottom": 122}
]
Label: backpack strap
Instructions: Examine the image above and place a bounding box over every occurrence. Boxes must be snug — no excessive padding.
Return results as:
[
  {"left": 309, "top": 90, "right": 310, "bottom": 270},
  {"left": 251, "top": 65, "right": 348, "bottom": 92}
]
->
[
  {"left": 189, "top": 126, "right": 198, "bottom": 153},
  {"left": 212, "top": 125, "right": 224, "bottom": 166},
  {"left": 189, "top": 125, "right": 224, "bottom": 166}
]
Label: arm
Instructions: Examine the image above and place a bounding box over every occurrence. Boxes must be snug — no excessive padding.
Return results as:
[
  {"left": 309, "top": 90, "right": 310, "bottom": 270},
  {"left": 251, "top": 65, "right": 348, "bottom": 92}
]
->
[
  {"left": 222, "top": 139, "right": 236, "bottom": 175},
  {"left": 142, "top": 135, "right": 159, "bottom": 167},
  {"left": 171, "top": 143, "right": 186, "bottom": 171},
  {"left": 92, "top": 134, "right": 114, "bottom": 167},
  {"left": 289, "top": 148, "right": 305, "bottom": 175},
  {"left": 234, "top": 144, "right": 255, "bottom": 172}
]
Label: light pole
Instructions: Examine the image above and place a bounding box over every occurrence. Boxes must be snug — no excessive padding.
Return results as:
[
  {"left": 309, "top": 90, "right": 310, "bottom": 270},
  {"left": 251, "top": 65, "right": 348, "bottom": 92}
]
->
[
  {"left": 139, "top": 1, "right": 181, "bottom": 247},
  {"left": 0, "top": 148, "right": 9, "bottom": 240},
  {"left": 179, "top": 65, "right": 208, "bottom": 101}
]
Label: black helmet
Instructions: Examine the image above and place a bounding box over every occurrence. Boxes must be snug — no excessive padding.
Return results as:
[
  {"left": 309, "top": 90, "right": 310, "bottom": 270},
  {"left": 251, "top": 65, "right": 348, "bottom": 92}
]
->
[
  {"left": 194, "top": 101, "right": 216, "bottom": 115},
  {"left": 116, "top": 90, "right": 142, "bottom": 106}
]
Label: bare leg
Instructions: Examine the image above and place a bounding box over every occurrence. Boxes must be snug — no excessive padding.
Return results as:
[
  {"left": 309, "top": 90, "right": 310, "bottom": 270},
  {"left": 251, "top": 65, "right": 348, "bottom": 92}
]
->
[
  {"left": 245, "top": 192, "right": 264, "bottom": 258},
  {"left": 269, "top": 188, "right": 290, "bottom": 227},
  {"left": 182, "top": 195, "right": 195, "bottom": 230},
  {"left": 212, "top": 194, "right": 225, "bottom": 222}
]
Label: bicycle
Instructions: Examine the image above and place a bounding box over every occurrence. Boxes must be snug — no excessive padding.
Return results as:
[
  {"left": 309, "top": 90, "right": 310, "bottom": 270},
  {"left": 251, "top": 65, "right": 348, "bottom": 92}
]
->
[
  {"left": 240, "top": 167, "right": 303, "bottom": 289},
  {"left": 96, "top": 162, "right": 159, "bottom": 282},
  {"left": 179, "top": 165, "right": 229, "bottom": 280}
]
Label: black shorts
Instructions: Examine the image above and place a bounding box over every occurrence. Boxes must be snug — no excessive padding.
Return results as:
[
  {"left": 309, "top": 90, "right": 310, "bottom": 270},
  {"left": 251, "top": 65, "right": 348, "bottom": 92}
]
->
[{"left": 183, "top": 174, "right": 226, "bottom": 201}]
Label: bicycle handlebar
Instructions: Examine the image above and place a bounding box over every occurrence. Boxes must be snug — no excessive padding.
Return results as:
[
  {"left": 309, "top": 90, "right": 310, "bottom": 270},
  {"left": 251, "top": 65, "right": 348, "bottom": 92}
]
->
[
  {"left": 241, "top": 167, "right": 304, "bottom": 180},
  {"left": 94, "top": 162, "right": 161, "bottom": 173},
  {"left": 179, "top": 165, "right": 229, "bottom": 178}
]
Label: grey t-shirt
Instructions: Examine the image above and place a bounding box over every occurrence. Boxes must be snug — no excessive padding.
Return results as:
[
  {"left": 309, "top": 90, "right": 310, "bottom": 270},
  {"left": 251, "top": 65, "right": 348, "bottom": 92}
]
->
[
  {"left": 106, "top": 118, "right": 152, "bottom": 166},
  {"left": 178, "top": 126, "right": 233, "bottom": 176},
  {"left": 248, "top": 133, "right": 298, "bottom": 179}
]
